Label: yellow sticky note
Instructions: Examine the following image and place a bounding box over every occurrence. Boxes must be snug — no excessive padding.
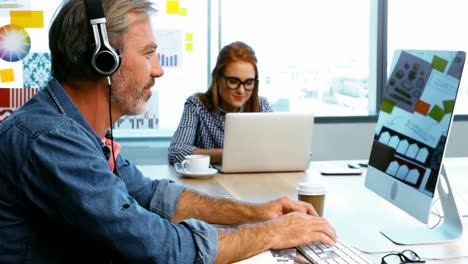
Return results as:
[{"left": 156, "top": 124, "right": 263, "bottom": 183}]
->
[
  {"left": 0, "top": 69, "right": 15, "bottom": 83},
  {"left": 10, "top": 11, "right": 44, "bottom": 28},
  {"left": 166, "top": 0, "right": 179, "bottom": 14},
  {"left": 179, "top": 7, "right": 187, "bottom": 16},
  {"left": 185, "top": 33, "right": 193, "bottom": 41},
  {"left": 185, "top": 43, "right": 193, "bottom": 52}
]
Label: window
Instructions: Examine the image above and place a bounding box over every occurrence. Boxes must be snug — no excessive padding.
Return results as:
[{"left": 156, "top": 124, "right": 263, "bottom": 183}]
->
[
  {"left": 220, "top": 0, "right": 372, "bottom": 116},
  {"left": 1, "top": 0, "right": 466, "bottom": 138},
  {"left": 116, "top": 1, "right": 209, "bottom": 137}
]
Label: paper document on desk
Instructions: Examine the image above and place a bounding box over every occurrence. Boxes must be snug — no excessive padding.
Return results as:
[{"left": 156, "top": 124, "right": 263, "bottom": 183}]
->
[{"left": 232, "top": 250, "right": 277, "bottom": 264}]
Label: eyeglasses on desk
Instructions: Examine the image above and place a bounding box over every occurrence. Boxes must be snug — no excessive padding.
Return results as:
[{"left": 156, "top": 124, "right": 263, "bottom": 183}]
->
[{"left": 381, "top": 249, "right": 425, "bottom": 264}]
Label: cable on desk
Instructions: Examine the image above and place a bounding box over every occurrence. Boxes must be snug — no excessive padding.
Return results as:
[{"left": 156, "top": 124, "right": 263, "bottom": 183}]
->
[
  {"left": 422, "top": 255, "right": 468, "bottom": 262},
  {"left": 429, "top": 191, "right": 468, "bottom": 229}
]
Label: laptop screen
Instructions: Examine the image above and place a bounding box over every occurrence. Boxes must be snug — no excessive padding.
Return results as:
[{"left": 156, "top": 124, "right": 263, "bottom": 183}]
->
[{"left": 217, "top": 112, "right": 314, "bottom": 173}]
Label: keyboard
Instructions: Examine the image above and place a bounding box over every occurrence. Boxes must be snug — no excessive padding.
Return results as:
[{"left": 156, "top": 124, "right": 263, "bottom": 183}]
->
[{"left": 297, "top": 239, "right": 373, "bottom": 264}]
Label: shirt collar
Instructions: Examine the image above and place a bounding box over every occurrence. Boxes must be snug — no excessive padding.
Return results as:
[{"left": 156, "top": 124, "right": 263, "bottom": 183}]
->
[
  {"left": 218, "top": 105, "right": 244, "bottom": 115},
  {"left": 45, "top": 78, "right": 103, "bottom": 145}
]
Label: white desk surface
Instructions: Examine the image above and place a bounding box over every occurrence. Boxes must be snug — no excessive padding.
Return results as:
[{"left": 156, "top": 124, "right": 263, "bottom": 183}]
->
[{"left": 137, "top": 157, "right": 468, "bottom": 264}]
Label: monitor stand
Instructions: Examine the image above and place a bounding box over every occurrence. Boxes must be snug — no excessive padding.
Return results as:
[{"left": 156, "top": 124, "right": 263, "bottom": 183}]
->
[{"left": 381, "top": 164, "right": 463, "bottom": 245}]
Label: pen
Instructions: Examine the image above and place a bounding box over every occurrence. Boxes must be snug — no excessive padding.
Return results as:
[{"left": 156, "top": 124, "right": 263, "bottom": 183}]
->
[{"left": 347, "top": 163, "right": 360, "bottom": 169}]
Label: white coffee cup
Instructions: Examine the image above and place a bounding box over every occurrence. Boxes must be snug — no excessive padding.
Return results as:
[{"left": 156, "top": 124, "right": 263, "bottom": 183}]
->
[
  {"left": 297, "top": 182, "right": 327, "bottom": 217},
  {"left": 181, "top": 155, "right": 210, "bottom": 173}
]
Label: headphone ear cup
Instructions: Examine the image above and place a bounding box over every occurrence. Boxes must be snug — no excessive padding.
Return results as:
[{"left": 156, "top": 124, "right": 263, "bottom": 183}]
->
[
  {"left": 92, "top": 46, "right": 121, "bottom": 75},
  {"left": 85, "top": 0, "right": 121, "bottom": 76}
]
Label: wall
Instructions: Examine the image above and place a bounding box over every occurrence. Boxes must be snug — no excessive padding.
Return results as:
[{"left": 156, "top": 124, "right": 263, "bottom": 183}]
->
[{"left": 312, "top": 120, "right": 468, "bottom": 161}]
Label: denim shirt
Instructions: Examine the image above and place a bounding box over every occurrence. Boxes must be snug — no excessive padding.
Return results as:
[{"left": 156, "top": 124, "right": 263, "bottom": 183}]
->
[{"left": 0, "top": 79, "right": 218, "bottom": 263}]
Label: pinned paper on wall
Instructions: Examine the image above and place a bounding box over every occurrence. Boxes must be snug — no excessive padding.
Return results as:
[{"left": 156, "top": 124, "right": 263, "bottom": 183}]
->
[
  {"left": 166, "top": 0, "right": 179, "bottom": 14},
  {"left": 0, "top": 88, "right": 9, "bottom": 107},
  {"left": 185, "top": 32, "right": 193, "bottom": 52},
  {"left": 115, "top": 90, "right": 159, "bottom": 129},
  {"left": 0, "top": 0, "right": 31, "bottom": 18},
  {"left": 10, "top": 10, "right": 43, "bottom": 28},
  {"left": 22, "top": 52, "right": 52, "bottom": 88},
  {"left": 0, "top": 24, "right": 31, "bottom": 62},
  {"left": 155, "top": 29, "right": 183, "bottom": 67},
  {"left": 179, "top": 7, "right": 187, "bottom": 16},
  {"left": 0, "top": 68, "right": 14, "bottom": 82},
  {"left": 185, "top": 43, "right": 193, "bottom": 52},
  {"left": 166, "top": 0, "right": 187, "bottom": 16},
  {"left": 0, "top": 87, "right": 40, "bottom": 124},
  {"left": 0, "top": 87, "right": 40, "bottom": 108}
]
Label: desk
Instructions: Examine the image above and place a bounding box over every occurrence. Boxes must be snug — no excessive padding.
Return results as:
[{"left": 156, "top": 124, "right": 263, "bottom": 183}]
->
[{"left": 138, "top": 158, "right": 468, "bottom": 264}]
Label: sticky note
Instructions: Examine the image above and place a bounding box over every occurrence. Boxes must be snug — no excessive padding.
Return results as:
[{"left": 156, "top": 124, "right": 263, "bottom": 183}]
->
[
  {"left": 432, "top": 55, "right": 448, "bottom": 73},
  {"left": 185, "top": 33, "right": 193, "bottom": 41},
  {"left": 443, "top": 100, "right": 455, "bottom": 113},
  {"left": 429, "top": 105, "right": 445, "bottom": 122},
  {"left": 10, "top": 11, "right": 44, "bottom": 28},
  {"left": 0, "top": 88, "right": 10, "bottom": 107},
  {"left": 185, "top": 43, "right": 193, "bottom": 52},
  {"left": 179, "top": 7, "right": 187, "bottom": 16},
  {"left": 0, "top": 68, "right": 14, "bottom": 82},
  {"left": 166, "top": 0, "right": 179, "bottom": 14},
  {"left": 414, "top": 100, "right": 430, "bottom": 116},
  {"left": 381, "top": 98, "right": 395, "bottom": 113}
]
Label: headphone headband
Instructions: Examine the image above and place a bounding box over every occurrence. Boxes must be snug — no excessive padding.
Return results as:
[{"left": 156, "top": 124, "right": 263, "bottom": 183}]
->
[{"left": 84, "top": 0, "right": 104, "bottom": 20}]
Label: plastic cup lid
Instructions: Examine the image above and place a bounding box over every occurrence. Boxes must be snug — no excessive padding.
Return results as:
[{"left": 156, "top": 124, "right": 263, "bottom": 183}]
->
[{"left": 297, "top": 182, "right": 326, "bottom": 195}]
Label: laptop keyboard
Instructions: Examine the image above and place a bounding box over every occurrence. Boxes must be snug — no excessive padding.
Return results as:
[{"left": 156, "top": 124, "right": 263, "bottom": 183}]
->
[{"left": 297, "top": 239, "right": 373, "bottom": 264}]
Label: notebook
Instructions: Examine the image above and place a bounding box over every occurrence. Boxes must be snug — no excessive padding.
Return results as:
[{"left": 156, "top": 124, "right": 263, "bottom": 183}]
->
[{"left": 213, "top": 112, "right": 314, "bottom": 173}]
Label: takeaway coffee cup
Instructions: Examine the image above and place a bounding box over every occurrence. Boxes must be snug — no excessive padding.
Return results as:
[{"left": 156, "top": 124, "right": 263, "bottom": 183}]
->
[
  {"left": 297, "top": 182, "right": 326, "bottom": 217},
  {"left": 181, "top": 155, "right": 210, "bottom": 173}
]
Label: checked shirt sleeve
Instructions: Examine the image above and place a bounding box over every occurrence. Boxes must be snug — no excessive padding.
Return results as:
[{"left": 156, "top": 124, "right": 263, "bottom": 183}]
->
[{"left": 168, "top": 97, "right": 201, "bottom": 164}]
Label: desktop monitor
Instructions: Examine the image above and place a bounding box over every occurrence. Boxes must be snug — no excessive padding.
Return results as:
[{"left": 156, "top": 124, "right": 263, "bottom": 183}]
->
[{"left": 365, "top": 49, "right": 466, "bottom": 245}]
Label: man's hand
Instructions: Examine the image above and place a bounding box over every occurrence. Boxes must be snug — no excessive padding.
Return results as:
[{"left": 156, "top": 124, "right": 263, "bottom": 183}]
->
[
  {"left": 266, "top": 212, "right": 336, "bottom": 249},
  {"left": 215, "top": 211, "right": 336, "bottom": 263},
  {"left": 252, "top": 196, "right": 318, "bottom": 221}
]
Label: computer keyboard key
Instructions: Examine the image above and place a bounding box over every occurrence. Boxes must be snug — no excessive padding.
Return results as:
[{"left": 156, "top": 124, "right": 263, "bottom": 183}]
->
[
  {"left": 296, "top": 239, "right": 372, "bottom": 264},
  {"left": 317, "top": 251, "right": 340, "bottom": 260}
]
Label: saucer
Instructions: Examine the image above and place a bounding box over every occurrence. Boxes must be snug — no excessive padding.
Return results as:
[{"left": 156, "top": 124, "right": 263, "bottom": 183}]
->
[{"left": 174, "top": 164, "right": 218, "bottom": 178}]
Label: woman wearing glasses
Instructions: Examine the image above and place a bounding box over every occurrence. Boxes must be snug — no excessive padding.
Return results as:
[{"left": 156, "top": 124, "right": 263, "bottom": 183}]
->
[{"left": 168, "top": 41, "right": 273, "bottom": 164}]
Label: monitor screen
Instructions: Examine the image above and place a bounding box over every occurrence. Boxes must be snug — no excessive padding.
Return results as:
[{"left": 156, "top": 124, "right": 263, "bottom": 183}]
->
[{"left": 365, "top": 50, "right": 465, "bottom": 226}]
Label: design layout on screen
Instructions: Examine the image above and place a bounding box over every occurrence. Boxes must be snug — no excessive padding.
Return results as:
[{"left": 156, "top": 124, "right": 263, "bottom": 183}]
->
[{"left": 370, "top": 50, "right": 465, "bottom": 197}]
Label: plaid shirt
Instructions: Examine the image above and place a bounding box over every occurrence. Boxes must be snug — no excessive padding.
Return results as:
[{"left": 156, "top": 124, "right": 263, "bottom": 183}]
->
[{"left": 168, "top": 95, "right": 273, "bottom": 164}]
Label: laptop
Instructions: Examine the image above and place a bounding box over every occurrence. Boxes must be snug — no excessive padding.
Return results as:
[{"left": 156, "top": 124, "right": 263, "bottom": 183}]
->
[{"left": 213, "top": 112, "right": 314, "bottom": 173}]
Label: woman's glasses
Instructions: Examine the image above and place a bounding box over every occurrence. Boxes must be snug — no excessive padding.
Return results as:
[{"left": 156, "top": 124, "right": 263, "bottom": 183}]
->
[
  {"left": 222, "top": 75, "right": 257, "bottom": 91},
  {"left": 381, "top": 249, "right": 425, "bottom": 264}
]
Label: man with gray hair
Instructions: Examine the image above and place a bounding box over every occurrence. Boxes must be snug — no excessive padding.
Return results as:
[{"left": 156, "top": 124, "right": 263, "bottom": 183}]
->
[{"left": 0, "top": 0, "right": 336, "bottom": 263}]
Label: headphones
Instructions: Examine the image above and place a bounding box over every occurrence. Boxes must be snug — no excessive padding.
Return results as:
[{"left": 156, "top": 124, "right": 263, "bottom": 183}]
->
[{"left": 84, "top": 0, "right": 121, "bottom": 76}]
